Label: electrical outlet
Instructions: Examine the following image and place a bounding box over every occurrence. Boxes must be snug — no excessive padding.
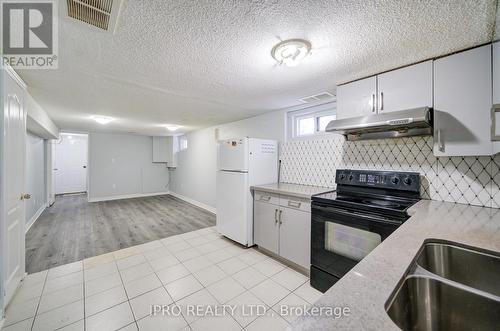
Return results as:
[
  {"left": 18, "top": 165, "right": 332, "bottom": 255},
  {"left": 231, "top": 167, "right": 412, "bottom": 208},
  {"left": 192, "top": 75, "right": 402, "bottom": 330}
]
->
[{"left": 112, "top": 184, "right": 116, "bottom": 189}]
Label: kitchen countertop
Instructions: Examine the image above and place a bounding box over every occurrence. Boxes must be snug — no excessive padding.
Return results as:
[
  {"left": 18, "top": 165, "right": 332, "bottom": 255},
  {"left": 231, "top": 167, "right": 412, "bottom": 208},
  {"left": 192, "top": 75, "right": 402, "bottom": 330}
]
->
[
  {"left": 250, "top": 183, "right": 332, "bottom": 199},
  {"left": 293, "top": 199, "right": 500, "bottom": 330}
]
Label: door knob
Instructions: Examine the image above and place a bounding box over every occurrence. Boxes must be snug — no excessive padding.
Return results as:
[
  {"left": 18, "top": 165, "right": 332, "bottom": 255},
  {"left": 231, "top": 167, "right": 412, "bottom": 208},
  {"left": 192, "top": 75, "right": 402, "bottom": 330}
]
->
[{"left": 20, "top": 193, "right": 31, "bottom": 200}]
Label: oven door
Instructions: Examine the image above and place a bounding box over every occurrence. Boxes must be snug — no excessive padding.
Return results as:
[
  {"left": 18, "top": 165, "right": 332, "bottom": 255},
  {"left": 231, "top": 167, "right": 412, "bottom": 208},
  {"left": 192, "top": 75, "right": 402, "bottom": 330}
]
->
[{"left": 311, "top": 201, "right": 402, "bottom": 280}]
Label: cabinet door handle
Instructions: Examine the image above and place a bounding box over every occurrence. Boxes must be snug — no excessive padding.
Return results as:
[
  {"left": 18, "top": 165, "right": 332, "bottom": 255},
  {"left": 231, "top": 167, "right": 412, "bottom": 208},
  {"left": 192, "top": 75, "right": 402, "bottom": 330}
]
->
[
  {"left": 274, "top": 209, "right": 278, "bottom": 224},
  {"left": 437, "top": 129, "right": 445, "bottom": 152},
  {"left": 287, "top": 200, "right": 301, "bottom": 208},
  {"left": 372, "top": 94, "right": 376, "bottom": 112},
  {"left": 380, "top": 92, "right": 384, "bottom": 111},
  {"left": 260, "top": 195, "right": 271, "bottom": 202},
  {"left": 491, "top": 105, "right": 500, "bottom": 141},
  {"left": 278, "top": 210, "right": 283, "bottom": 225}
]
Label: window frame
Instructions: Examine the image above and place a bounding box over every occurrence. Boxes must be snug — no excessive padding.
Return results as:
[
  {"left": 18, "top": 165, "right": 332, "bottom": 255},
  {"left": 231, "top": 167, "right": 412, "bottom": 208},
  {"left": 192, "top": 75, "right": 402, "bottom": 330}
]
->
[
  {"left": 295, "top": 114, "right": 316, "bottom": 137},
  {"left": 286, "top": 102, "right": 337, "bottom": 140},
  {"left": 178, "top": 135, "right": 188, "bottom": 151},
  {"left": 316, "top": 113, "right": 337, "bottom": 133}
]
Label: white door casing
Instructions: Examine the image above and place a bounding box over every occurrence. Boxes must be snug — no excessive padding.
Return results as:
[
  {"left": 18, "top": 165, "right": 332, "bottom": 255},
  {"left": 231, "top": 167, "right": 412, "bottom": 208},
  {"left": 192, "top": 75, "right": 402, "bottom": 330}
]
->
[
  {"left": 2, "top": 67, "right": 27, "bottom": 305},
  {"left": 54, "top": 133, "right": 88, "bottom": 194}
]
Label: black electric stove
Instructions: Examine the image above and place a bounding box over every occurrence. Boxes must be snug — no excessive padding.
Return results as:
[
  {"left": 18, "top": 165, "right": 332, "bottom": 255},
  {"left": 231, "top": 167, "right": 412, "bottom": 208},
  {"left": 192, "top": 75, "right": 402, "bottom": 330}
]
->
[{"left": 310, "top": 169, "right": 421, "bottom": 293}]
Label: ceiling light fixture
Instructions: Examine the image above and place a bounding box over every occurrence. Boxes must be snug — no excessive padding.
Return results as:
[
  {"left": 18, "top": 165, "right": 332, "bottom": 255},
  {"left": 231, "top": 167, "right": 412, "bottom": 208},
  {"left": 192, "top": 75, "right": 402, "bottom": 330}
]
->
[
  {"left": 165, "top": 124, "right": 182, "bottom": 131},
  {"left": 271, "top": 39, "right": 311, "bottom": 67},
  {"left": 92, "top": 116, "right": 114, "bottom": 125}
]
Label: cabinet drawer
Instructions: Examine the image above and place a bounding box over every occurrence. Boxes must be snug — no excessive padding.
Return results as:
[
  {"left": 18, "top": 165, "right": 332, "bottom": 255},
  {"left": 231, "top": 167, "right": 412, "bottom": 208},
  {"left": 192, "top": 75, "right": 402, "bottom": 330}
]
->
[
  {"left": 254, "top": 191, "right": 280, "bottom": 205},
  {"left": 279, "top": 196, "right": 310, "bottom": 212}
]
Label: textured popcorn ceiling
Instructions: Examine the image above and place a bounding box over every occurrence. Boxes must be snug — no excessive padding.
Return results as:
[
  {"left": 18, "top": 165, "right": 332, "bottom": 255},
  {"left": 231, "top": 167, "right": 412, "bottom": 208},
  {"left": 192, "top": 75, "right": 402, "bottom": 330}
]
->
[
  {"left": 19, "top": 0, "right": 497, "bottom": 135},
  {"left": 496, "top": 0, "right": 500, "bottom": 39}
]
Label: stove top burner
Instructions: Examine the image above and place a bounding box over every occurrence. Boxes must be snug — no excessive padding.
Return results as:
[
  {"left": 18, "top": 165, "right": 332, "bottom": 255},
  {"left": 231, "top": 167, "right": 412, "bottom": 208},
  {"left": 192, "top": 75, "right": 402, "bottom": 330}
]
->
[
  {"left": 313, "top": 192, "right": 418, "bottom": 214},
  {"left": 312, "top": 169, "right": 421, "bottom": 216},
  {"left": 362, "top": 199, "right": 401, "bottom": 209}
]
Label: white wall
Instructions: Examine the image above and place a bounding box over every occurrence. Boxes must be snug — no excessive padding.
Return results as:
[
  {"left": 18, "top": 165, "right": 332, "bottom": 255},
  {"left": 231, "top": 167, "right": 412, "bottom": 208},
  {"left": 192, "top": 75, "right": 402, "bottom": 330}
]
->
[
  {"left": 25, "top": 133, "right": 47, "bottom": 228},
  {"left": 170, "top": 110, "right": 285, "bottom": 209},
  {"left": 88, "top": 133, "right": 170, "bottom": 201}
]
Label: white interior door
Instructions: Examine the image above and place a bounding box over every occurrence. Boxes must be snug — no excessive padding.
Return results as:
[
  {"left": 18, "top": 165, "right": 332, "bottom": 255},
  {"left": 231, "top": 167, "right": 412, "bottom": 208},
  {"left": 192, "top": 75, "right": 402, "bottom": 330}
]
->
[
  {"left": 3, "top": 70, "right": 26, "bottom": 305},
  {"left": 54, "top": 133, "right": 88, "bottom": 194}
]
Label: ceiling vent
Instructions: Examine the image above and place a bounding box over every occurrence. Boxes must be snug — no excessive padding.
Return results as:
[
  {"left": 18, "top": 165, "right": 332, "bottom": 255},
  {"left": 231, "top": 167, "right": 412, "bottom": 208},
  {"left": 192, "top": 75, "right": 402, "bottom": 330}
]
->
[
  {"left": 299, "top": 92, "right": 335, "bottom": 104},
  {"left": 66, "top": 0, "right": 124, "bottom": 33}
]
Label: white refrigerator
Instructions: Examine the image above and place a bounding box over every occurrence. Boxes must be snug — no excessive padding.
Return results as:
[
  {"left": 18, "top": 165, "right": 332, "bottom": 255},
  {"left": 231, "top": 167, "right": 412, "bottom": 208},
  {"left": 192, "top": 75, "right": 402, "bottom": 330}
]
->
[{"left": 216, "top": 138, "right": 278, "bottom": 246}]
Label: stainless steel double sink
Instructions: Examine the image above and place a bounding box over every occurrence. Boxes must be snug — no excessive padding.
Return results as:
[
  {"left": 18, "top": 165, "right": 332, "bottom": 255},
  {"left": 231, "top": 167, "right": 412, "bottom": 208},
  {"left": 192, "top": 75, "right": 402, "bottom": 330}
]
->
[{"left": 385, "top": 240, "right": 500, "bottom": 331}]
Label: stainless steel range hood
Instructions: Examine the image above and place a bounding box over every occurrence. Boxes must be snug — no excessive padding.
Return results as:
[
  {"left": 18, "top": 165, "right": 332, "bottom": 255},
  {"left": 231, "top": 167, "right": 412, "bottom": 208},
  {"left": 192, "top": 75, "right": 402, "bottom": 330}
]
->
[{"left": 326, "top": 107, "right": 433, "bottom": 141}]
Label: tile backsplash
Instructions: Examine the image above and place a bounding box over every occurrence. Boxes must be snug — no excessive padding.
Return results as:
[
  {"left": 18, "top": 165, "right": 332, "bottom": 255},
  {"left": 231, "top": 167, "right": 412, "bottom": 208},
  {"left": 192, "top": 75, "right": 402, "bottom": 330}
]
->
[{"left": 280, "top": 135, "right": 500, "bottom": 208}]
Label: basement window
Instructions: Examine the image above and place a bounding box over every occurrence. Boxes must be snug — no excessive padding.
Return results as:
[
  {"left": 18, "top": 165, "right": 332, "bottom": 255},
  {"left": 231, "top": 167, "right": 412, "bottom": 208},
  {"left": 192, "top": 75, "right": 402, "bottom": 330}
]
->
[
  {"left": 179, "top": 136, "right": 188, "bottom": 151},
  {"left": 297, "top": 116, "right": 315, "bottom": 136},
  {"left": 287, "top": 102, "right": 337, "bottom": 140}
]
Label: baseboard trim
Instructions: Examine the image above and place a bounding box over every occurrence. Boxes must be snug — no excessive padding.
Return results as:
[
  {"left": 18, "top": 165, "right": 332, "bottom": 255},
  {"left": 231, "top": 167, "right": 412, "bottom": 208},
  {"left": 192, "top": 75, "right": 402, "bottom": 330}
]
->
[
  {"left": 25, "top": 203, "right": 47, "bottom": 233},
  {"left": 88, "top": 191, "right": 170, "bottom": 203},
  {"left": 169, "top": 192, "right": 217, "bottom": 214}
]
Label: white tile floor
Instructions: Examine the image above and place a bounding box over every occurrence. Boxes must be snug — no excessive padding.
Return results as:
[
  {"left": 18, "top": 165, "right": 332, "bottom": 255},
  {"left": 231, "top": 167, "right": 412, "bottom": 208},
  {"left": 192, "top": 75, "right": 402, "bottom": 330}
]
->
[{"left": 2, "top": 227, "right": 323, "bottom": 331}]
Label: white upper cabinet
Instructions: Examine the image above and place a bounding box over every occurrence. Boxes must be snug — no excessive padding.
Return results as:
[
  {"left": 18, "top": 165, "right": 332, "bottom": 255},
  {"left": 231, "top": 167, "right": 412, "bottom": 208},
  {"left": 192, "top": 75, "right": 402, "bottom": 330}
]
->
[
  {"left": 336, "top": 76, "right": 376, "bottom": 120},
  {"left": 433, "top": 45, "right": 492, "bottom": 156},
  {"left": 377, "top": 60, "right": 433, "bottom": 113},
  {"left": 494, "top": 42, "right": 500, "bottom": 104},
  {"left": 152, "top": 136, "right": 178, "bottom": 166},
  {"left": 492, "top": 42, "right": 500, "bottom": 154},
  {"left": 337, "top": 61, "right": 432, "bottom": 119}
]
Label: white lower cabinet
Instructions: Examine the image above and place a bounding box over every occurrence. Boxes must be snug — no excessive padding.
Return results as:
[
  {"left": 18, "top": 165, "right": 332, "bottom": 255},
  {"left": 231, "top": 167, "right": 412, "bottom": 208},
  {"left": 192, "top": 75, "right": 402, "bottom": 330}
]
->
[
  {"left": 254, "top": 200, "right": 279, "bottom": 254},
  {"left": 279, "top": 207, "right": 311, "bottom": 269},
  {"left": 253, "top": 191, "right": 311, "bottom": 269}
]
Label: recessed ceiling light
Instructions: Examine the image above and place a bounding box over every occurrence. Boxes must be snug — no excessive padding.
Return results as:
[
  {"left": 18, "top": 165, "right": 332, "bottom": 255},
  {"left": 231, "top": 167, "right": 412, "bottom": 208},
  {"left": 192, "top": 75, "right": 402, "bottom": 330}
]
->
[
  {"left": 92, "top": 116, "right": 114, "bottom": 125},
  {"left": 165, "top": 124, "right": 182, "bottom": 131},
  {"left": 272, "top": 39, "right": 311, "bottom": 67}
]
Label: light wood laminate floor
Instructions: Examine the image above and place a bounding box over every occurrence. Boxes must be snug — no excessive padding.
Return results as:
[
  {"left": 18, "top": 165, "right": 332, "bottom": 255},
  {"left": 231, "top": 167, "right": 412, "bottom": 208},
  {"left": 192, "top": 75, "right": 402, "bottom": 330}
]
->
[{"left": 25, "top": 194, "right": 215, "bottom": 273}]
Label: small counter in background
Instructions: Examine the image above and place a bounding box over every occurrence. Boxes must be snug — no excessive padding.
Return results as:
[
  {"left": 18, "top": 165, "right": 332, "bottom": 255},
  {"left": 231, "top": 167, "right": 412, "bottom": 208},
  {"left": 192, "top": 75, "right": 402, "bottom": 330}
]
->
[{"left": 250, "top": 182, "right": 333, "bottom": 200}]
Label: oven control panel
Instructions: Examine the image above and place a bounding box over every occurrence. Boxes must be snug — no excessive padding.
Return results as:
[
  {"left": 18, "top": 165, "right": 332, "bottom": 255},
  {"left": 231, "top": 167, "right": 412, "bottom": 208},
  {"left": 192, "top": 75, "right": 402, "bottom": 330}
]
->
[{"left": 336, "top": 169, "right": 420, "bottom": 192}]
